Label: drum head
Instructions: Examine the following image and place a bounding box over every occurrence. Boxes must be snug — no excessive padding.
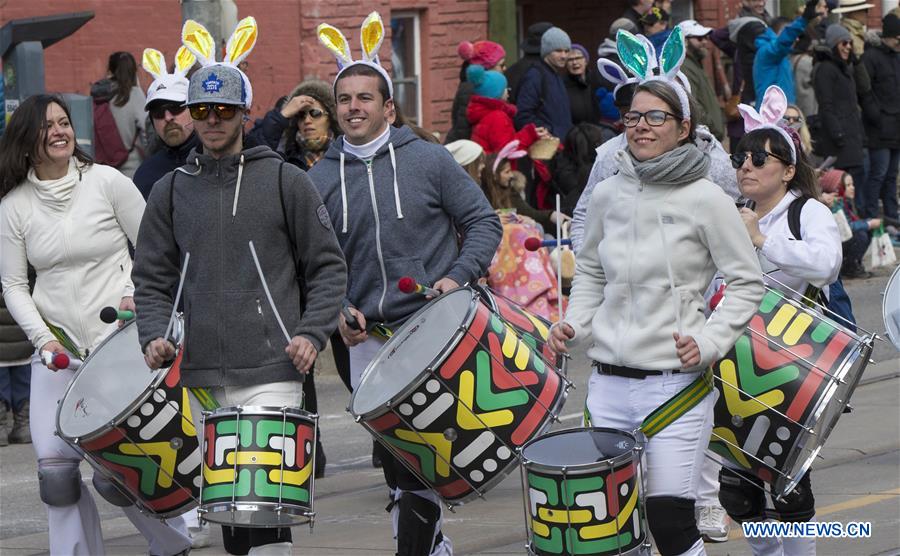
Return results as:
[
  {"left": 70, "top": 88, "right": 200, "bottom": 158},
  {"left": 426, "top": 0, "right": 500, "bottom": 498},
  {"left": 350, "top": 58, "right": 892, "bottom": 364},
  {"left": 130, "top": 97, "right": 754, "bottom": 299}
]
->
[
  {"left": 57, "top": 321, "right": 164, "bottom": 439},
  {"left": 883, "top": 264, "right": 900, "bottom": 352},
  {"left": 522, "top": 428, "right": 635, "bottom": 468},
  {"left": 351, "top": 289, "right": 475, "bottom": 417}
]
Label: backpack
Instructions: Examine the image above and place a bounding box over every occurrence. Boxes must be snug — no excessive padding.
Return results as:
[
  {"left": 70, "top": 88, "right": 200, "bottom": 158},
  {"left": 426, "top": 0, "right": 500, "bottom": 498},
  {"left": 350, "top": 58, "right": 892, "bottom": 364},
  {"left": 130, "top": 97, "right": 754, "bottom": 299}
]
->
[
  {"left": 787, "top": 196, "right": 857, "bottom": 332},
  {"left": 91, "top": 88, "right": 134, "bottom": 168}
]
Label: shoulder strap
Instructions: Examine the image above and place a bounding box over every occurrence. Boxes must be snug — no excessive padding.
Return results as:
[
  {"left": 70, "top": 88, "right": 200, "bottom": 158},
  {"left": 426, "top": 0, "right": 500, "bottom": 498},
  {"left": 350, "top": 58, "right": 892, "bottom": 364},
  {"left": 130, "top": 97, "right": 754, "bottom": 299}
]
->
[{"left": 787, "top": 196, "right": 809, "bottom": 240}]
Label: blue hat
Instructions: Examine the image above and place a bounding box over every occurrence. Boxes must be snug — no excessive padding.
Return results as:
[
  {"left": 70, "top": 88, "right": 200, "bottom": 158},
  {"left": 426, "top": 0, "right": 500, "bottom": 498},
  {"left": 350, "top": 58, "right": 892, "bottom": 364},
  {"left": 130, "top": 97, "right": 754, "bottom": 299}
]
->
[{"left": 466, "top": 64, "right": 507, "bottom": 99}]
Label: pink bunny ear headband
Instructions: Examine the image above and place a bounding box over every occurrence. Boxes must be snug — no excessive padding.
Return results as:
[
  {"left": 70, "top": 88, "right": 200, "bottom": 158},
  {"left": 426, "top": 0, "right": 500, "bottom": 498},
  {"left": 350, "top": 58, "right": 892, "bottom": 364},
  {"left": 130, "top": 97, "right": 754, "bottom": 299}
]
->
[
  {"left": 494, "top": 139, "right": 527, "bottom": 174},
  {"left": 737, "top": 85, "right": 797, "bottom": 163}
]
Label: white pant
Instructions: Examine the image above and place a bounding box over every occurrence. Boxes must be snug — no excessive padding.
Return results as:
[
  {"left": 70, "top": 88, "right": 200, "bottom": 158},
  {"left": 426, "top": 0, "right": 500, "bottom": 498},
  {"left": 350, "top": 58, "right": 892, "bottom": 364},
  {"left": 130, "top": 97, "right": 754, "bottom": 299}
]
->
[
  {"left": 585, "top": 370, "right": 713, "bottom": 556},
  {"left": 30, "top": 355, "right": 191, "bottom": 556}
]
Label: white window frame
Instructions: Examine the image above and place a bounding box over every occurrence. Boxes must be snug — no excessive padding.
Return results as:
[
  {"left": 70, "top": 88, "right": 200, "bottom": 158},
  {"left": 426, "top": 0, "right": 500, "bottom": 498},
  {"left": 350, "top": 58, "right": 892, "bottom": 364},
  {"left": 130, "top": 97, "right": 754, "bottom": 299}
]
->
[{"left": 390, "top": 11, "right": 422, "bottom": 125}]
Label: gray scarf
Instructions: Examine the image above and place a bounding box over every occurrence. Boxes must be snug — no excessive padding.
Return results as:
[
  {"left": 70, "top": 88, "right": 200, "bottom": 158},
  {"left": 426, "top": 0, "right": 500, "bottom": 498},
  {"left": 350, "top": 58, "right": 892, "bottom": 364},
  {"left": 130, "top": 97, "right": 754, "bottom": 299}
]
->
[{"left": 631, "top": 143, "right": 710, "bottom": 187}]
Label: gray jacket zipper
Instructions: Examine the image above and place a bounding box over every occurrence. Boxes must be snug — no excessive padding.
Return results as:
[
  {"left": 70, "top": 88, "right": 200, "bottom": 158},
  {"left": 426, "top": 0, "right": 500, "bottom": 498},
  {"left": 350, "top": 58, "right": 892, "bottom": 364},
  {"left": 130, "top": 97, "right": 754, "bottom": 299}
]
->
[{"left": 365, "top": 159, "right": 389, "bottom": 322}]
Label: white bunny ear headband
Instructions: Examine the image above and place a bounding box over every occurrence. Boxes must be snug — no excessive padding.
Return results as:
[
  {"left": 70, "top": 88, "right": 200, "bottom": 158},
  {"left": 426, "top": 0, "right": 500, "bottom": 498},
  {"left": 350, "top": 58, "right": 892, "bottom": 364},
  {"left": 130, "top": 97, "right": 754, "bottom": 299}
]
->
[
  {"left": 737, "top": 85, "right": 797, "bottom": 163},
  {"left": 317, "top": 12, "right": 394, "bottom": 99},
  {"left": 614, "top": 26, "right": 691, "bottom": 118},
  {"left": 181, "top": 16, "right": 258, "bottom": 106},
  {"left": 142, "top": 46, "right": 197, "bottom": 107}
]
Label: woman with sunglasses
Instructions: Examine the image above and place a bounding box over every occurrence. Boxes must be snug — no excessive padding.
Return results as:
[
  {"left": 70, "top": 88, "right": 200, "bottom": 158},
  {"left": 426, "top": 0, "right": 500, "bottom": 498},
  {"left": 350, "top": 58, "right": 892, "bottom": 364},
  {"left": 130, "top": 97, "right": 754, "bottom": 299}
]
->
[
  {"left": 0, "top": 94, "right": 191, "bottom": 555},
  {"left": 550, "top": 79, "right": 764, "bottom": 556},
  {"left": 722, "top": 103, "right": 842, "bottom": 556}
]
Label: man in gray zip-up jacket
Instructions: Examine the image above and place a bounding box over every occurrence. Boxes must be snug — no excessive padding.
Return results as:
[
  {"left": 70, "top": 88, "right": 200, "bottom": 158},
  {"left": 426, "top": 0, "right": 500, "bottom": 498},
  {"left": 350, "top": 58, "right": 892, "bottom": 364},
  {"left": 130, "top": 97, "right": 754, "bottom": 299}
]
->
[{"left": 308, "top": 63, "right": 501, "bottom": 556}]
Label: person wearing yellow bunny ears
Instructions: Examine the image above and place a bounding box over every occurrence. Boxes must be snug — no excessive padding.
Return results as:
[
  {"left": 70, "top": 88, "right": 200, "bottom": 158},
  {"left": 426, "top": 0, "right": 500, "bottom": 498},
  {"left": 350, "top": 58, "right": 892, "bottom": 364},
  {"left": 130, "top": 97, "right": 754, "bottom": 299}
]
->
[
  {"left": 134, "top": 17, "right": 347, "bottom": 556},
  {"left": 310, "top": 13, "right": 501, "bottom": 556}
]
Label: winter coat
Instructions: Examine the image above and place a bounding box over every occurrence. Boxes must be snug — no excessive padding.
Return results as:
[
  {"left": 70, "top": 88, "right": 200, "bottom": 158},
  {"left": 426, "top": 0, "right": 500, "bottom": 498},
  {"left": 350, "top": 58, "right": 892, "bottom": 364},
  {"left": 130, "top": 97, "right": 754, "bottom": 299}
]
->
[
  {"left": 0, "top": 272, "right": 34, "bottom": 364},
  {"left": 728, "top": 13, "right": 769, "bottom": 105},
  {"left": 752, "top": 16, "right": 807, "bottom": 105},
  {"left": 514, "top": 61, "right": 573, "bottom": 139},
  {"left": 791, "top": 52, "right": 818, "bottom": 116},
  {"left": 445, "top": 81, "right": 475, "bottom": 143},
  {"left": 861, "top": 43, "right": 900, "bottom": 149},
  {"left": 245, "top": 108, "right": 333, "bottom": 171},
  {"left": 506, "top": 53, "right": 541, "bottom": 104},
  {"left": 681, "top": 51, "right": 726, "bottom": 140},
  {"left": 308, "top": 126, "right": 502, "bottom": 330},
  {"left": 467, "top": 95, "right": 539, "bottom": 154},
  {"left": 565, "top": 74, "right": 600, "bottom": 126},
  {"left": 134, "top": 146, "right": 347, "bottom": 387},
  {"left": 812, "top": 50, "right": 866, "bottom": 168},
  {"left": 133, "top": 133, "right": 201, "bottom": 199}
]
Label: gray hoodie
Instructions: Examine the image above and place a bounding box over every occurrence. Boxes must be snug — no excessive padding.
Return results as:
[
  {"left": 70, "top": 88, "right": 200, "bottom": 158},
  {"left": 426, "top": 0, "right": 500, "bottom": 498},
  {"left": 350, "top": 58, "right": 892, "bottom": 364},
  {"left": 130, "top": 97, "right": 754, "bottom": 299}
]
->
[
  {"left": 134, "top": 145, "right": 347, "bottom": 387},
  {"left": 308, "top": 126, "right": 501, "bottom": 329}
]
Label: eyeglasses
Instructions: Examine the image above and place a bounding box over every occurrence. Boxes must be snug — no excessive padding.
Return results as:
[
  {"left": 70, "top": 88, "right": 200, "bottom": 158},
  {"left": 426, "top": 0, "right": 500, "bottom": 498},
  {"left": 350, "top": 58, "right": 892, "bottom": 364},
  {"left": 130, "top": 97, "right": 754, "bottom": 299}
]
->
[
  {"left": 298, "top": 108, "right": 325, "bottom": 120},
  {"left": 782, "top": 115, "right": 802, "bottom": 124},
  {"left": 188, "top": 104, "right": 240, "bottom": 121},
  {"left": 622, "top": 110, "right": 679, "bottom": 127},
  {"left": 839, "top": 40, "right": 852, "bottom": 46},
  {"left": 149, "top": 103, "right": 187, "bottom": 120},
  {"left": 730, "top": 150, "right": 792, "bottom": 169}
]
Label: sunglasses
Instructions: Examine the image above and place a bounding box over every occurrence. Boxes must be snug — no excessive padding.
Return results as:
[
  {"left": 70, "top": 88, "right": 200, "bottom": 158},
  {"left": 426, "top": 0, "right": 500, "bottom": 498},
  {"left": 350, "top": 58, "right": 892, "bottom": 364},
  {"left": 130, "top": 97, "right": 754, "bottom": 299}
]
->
[
  {"left": 298, "top": 108, "right": 325, "bottom": 120},
  {"left": 622, "top": 109, "right": 678, "bottom": 127},
  {"left": 839, "top": 40, "right": 852, "bottom": 46},
  {"left": 149, "top": 104, "right": 187, "bottom": 120},
  {"left": 188, "top": 104, "right": 240, "bottom": 121},
  {"left": 782, "top": 115, "right": 801, "bottom": 123},
  {"left": 730, "top": 150, "right": 792, "bottom": 169}
]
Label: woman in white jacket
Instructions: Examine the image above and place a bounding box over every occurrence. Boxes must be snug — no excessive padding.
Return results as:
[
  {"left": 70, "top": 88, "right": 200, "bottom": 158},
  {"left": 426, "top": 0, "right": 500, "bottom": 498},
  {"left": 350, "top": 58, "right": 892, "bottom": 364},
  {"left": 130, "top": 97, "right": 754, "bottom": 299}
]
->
[
  {"left": 0, "top": 94, "right": 190, "bottom": 556},
  {"left": 717, "top": 86, "right": 842, "bottom": 556},
  {"left": 549, "top": 78, "right": 765, "bottom": 556}
]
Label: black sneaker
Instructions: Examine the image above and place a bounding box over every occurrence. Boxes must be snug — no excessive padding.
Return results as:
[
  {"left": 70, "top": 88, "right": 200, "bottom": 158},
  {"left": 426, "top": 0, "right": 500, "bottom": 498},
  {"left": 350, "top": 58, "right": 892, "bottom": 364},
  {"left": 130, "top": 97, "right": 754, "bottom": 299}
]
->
[
  {"left": 315, "top": 439, "right": 326, "bottom": 479},
  {"left": 372, "top": 440, "right": 383, "bottom": 468}
]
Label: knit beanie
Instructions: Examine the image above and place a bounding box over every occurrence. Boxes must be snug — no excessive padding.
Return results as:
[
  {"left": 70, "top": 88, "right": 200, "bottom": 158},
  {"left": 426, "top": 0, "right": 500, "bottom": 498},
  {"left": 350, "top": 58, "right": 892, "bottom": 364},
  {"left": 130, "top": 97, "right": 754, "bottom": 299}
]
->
[
  {"left": 445, "top": 139, "right": 484, "bottom": 166},
  {"left": 541, "top": 27, "right": 571, "bottom": 58},
  {"left": 458, "top": 40, "right": 506, "bottom": 70},
  {"left": 883, "top": 13, "right": 900, "bottom": 39},
  {"left": 466, "top": 64, "right": 507, "bottom": 99},
  {"left": 570, "top": 43, "right": 590, "bottom": 64},
  {"left": 819, "top": 169, "right": 847, "bottom": 194},
  {"left": 825, "top": 24, "right": 852, "bottom": 49}
]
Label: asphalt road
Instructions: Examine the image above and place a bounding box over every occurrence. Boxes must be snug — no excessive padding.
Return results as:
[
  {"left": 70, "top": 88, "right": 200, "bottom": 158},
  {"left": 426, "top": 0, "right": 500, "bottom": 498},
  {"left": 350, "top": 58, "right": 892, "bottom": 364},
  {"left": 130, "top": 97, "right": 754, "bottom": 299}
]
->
[{"left": 1, "top": 264, "right": 898, "bottom": 555}]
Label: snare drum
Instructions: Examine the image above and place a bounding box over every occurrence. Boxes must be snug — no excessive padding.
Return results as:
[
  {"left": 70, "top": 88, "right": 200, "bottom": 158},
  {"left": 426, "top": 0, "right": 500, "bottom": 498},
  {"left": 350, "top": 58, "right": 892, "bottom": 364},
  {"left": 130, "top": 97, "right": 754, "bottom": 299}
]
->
[
  {"left": 56, "top": 318, "right": 200, "bottom": 517},
  {"left": 350, "top": 287, "right": 570, "bottom": 505},
  {"left": 199, "top": 406, "right": 317, "bottom": 527},
  {"left": 710, "top": 286, "right": 874, "bottom": 496},
  {"left": 520, "top": 428, "right": 648, "bottom": 556}
]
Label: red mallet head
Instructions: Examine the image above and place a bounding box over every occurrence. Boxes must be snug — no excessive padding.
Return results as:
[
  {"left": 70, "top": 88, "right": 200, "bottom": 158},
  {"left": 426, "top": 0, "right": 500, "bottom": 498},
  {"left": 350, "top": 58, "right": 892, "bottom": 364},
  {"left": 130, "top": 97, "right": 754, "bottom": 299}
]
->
[
  {"left": 524, "top": 237, "right": 542, "bottom": 251},
  {"left": 52, "top": 353, "right": 70, "bottom": 369},
  {"left": 398, "top": 276, "right": 416, "bottom": 294}
]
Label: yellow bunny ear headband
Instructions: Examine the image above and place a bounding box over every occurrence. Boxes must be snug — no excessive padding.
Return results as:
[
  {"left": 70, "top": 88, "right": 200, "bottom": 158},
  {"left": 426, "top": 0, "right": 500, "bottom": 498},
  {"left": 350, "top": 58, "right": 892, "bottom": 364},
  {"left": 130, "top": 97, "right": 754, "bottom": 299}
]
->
[
  {"left": 181, "top": 16, "right": 258, "bottom": 107},
  {"left": 142, "top": 46, "right": 197, "bottom": 109},
  {"left": 317, "top": 11, "right": 393, "bottom": 99}
]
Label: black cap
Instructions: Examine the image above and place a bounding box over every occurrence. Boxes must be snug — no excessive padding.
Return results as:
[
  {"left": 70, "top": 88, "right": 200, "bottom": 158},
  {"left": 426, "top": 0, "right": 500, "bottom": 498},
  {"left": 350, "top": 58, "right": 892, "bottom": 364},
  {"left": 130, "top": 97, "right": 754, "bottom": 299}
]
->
[
  {"left": 521, "top": 22, "right": 554, "bottom": 55},
  {"left": 884, "top": 14, "right": 900, "bottom": 39}
]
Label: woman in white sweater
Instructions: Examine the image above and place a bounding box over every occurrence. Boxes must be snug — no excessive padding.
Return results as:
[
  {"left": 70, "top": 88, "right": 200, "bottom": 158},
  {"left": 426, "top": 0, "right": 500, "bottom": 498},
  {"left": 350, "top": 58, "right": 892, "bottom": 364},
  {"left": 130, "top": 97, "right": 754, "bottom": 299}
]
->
[
  {"left": 549, "top": 80, "right": 765, "bottom": 556},
  {"left": 0, "top": 94, "right": 189, "bottom": 556}
]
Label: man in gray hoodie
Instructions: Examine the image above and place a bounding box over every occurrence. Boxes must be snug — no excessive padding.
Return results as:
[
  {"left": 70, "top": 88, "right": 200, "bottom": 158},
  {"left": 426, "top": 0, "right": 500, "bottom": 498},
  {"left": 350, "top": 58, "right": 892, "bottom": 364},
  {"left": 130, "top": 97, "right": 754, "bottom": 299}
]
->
[
  {"left": 134, "top": 63, "right": 346, "bottom": 556},
  {"left": 308, "top": 62, "right": 501, "bottom": 556}
]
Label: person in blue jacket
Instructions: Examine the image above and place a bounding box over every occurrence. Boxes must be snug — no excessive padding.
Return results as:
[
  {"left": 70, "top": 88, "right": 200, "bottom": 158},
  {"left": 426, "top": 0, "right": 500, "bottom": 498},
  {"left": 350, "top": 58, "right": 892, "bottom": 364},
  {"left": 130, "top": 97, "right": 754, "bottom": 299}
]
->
[
  {"left": 513, "top": 26, "right": 574, "bottom": 139},
  {"left": 752, "top": 0, "right": 824, "bottom": 105}
]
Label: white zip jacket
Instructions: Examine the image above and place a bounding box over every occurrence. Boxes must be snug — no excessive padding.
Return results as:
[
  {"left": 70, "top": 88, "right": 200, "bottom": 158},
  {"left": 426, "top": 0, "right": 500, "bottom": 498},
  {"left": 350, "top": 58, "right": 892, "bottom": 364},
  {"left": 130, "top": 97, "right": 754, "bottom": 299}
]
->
[
  {"left": 565, "top": 150, "right": 765, "bottom": 372},
  {"left": 0, "top": 160, "right": 144, "bottom": 353}
]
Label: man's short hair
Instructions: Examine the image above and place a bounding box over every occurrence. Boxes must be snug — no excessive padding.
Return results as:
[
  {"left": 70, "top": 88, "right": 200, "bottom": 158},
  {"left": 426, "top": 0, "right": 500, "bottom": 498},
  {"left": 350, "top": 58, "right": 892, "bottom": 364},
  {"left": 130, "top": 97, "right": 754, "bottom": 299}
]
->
[{"left": 335, "top": 64, "right": 391, "bottom": 104}]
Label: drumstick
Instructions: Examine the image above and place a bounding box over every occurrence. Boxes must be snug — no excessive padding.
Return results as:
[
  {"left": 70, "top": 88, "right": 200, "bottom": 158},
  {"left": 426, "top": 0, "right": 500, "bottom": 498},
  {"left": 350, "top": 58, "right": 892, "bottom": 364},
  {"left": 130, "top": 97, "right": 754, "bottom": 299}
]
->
[
  {"left": 248, "top": 241, "right": 292, "bottom": 344},
  {"left": 556, "top": 194, "right": 563, "bottom": 325},
  {"left": 656, "top": 210, "right": 683, "bottom": 336},
  {"left": 163, "top": 252, "right": 190, "bottom": 343}
]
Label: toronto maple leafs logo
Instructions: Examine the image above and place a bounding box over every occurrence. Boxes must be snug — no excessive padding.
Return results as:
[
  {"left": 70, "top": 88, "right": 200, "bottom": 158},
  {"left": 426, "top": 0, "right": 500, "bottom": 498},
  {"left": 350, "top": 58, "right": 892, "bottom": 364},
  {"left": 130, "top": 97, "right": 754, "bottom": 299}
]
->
[{"left": 203, "top": 73, "right": 223, "bottom": 93}]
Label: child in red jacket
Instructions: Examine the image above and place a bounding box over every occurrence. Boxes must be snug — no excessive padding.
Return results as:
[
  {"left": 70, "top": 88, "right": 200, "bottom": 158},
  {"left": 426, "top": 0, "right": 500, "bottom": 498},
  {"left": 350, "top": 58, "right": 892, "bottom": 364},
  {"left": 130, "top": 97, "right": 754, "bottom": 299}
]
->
[{"left": 466, "top": 64, "right": 545, "bottom": 154}]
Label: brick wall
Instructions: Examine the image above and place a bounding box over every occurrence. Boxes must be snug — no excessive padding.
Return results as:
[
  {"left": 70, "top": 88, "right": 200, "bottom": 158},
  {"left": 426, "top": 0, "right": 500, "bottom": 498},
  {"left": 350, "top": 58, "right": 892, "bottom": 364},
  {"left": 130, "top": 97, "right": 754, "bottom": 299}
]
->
[{"left": 0, "top": 0, "right": 489, "bottom": 135}]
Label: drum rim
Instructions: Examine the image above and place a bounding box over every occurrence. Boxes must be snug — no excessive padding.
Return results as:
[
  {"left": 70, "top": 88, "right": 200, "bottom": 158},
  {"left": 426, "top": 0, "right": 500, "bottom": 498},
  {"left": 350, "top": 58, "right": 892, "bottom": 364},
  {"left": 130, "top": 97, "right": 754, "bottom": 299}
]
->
[
  {"left": 200, "top": 501, "right": 313, "bottom": 527},
  {"left": 350, "top": 287, "right": 480, "bottom": 419},
  {"left": 202, "top": 405, "right": 318, "bottom": 421},
  {"left": 882, "top": 264, "right": 900, "bottom": 351},
  {"left": 520, "top": 426, "right": 638, "bottom": 473},
  {"left": 55, "top": 318, "right": 182, "bottom": 442}
]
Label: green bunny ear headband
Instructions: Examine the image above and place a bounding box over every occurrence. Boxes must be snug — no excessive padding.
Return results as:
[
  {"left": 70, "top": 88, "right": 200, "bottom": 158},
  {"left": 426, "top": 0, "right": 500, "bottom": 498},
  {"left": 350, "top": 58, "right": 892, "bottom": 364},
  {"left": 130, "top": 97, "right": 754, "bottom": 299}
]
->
[{"left": 616, "top": 27, "right": 690, "bottom": 118}]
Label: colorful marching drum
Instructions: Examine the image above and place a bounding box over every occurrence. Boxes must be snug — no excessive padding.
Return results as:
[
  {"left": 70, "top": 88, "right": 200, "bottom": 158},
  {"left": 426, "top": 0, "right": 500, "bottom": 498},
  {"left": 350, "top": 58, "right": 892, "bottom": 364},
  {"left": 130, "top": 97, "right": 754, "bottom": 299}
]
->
[
  {"left": 199, "top": 406, "right": 317, "bottom": 527},
  {"left": 520, "top": 428, "right": 648, "bottom": 556},
  {"left": 350, "top": 286, "right": 570, "bottom": 505},
  {"left": 56, "top": 318, "right": 200, "bottom": 517},
  {"left": 710, "top": 286, "right": 874, "bottom": 496}
]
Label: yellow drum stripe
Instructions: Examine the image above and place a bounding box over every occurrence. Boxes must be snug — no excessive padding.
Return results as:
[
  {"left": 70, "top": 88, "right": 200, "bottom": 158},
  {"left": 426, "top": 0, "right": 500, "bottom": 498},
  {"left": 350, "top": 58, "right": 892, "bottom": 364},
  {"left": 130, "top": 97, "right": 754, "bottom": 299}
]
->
[
  {"left": 537, "top": 507, "right": 593, "bottom": 524},
  {"left": 120, "top": 442, "right": 176, "bottom": 488},
  {"left": 509, "top": 326, "right": 531, "bottom": 370},
  {"left": 767, "top": 304, "right": 797, "bottom": 337},
  {"left": 225, "top": 451, "right": 282, "bottom": 466},
  {"left": 203, "top": 465, "right": 235, "bottom": 484},
  {"left": 269, "top": 462, "right": 312, "bottom": 487},
  {"left": 501, "top": 326, "right": 517, "bottom": 358},
  {"left": 457, "top": 370, "right": 515, "bottom": 430},
  {"left": 532, "top": 519, "right": 550, "bottom": 537},
  {"left": 580, "top": 487, "right": 638, "bottom": 539},
  {"left": 710, "top": 427, "right": 752, "bottom": 468},
  {"left": 783, "top": 312, "right": 814, "bottom": 345},
  {"left": 525, "top": 313, "right": 550, "bottom": 340},
  {"left": 181, "top": 389, "right": 196, "bottom": 436}
]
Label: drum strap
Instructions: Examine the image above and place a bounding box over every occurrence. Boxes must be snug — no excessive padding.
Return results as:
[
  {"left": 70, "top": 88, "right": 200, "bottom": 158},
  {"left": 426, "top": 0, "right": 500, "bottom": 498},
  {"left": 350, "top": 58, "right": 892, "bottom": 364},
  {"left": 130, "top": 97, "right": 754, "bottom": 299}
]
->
[
  {"left": 638, "top": 368, "right": 713, "bottom": 438},
  {"left": 44, "top": 320, "right": 84, "bottom": 359},
  {"left": 189, "top": 387, "right": 220, "bottom": 411}
]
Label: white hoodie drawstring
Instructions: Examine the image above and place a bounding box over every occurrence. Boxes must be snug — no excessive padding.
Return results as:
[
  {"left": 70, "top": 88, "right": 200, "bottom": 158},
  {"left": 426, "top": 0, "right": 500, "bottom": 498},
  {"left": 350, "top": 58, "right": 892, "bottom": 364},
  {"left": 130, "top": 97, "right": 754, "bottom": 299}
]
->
[
  {"left": 388, "top": 143, "right": 403, "bottom": 220},
  {"left": 176, "top": 156, "right": 202, "bottom": 176},
  {"left": 339, "top": 152, "right": 348, "bottom": 233},
  {"left": 231, "top": 154, "right": 245, "bottom": 221}
]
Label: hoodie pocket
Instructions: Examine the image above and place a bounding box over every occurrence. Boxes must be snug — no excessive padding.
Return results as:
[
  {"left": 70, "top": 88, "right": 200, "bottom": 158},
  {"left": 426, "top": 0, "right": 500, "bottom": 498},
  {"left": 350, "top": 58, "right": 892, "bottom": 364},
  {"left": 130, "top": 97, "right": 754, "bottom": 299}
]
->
[
  {"left": 381, "top": 256, "right": 430, "bottom": 324},
  {"left": 183, "top": 292, "right": 220, "bottom": 369},
  {"left": 222, "top": 291, "right": 283, "bottom": 369}
]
